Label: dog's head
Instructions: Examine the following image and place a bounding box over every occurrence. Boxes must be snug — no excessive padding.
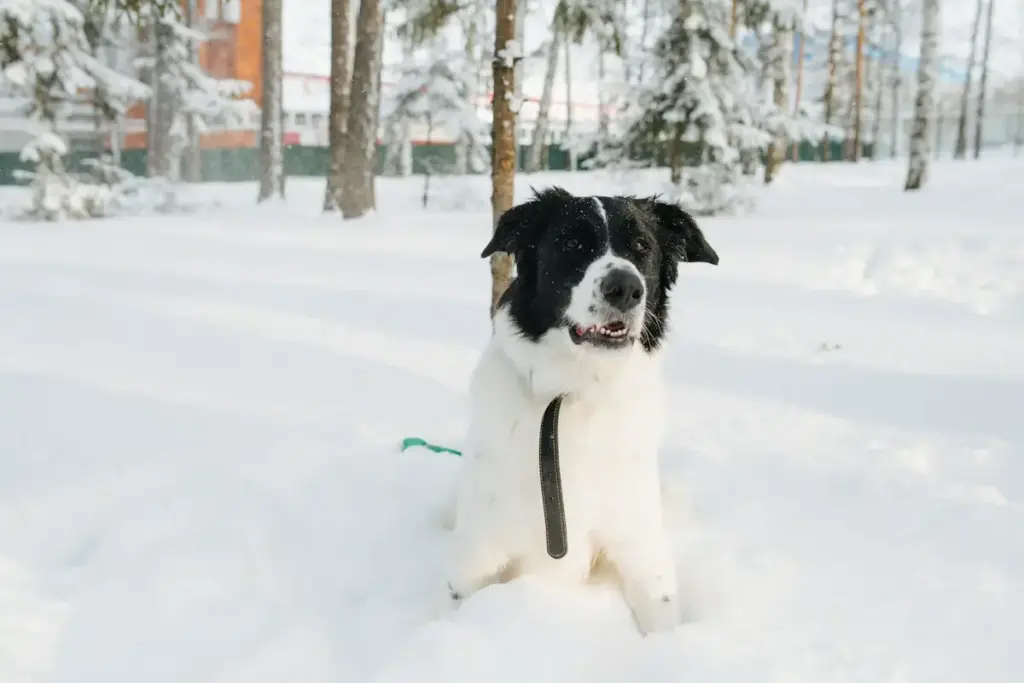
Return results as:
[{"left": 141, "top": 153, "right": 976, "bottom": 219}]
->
[{"left": 481, "top": 186, "right": 718, "bottom": 355}]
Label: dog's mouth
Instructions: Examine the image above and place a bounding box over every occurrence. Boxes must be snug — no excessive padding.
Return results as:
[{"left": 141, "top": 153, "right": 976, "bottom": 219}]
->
[{"left": 568, "top": 321, "right": 635, "bottom": 349}]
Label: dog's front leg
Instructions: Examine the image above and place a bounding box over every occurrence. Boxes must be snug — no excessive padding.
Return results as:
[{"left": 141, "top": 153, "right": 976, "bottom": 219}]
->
[
  {"left": 605, "top": 525, "right": 680, "bottom": 635},
  {"left": 446, "top": 528, "right": 511, "bottom": 603}
]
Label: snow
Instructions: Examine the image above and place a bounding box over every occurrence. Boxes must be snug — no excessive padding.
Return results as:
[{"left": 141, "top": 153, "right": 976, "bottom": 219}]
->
[
  {"left": 1, "top": 155, "right": 1023, "bottom": 683},
  {"left": 18, "top": 132, "right": 66, "bottom": 163}
]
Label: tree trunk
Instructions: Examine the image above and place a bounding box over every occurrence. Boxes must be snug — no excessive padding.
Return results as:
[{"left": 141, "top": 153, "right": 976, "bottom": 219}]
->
[
  {"left": 869, "top": 15, "right": 886, "bottom": 159},
  {"left": 889, "top": 0, "right": 902, "bottom": 159},
  {"left": 635, "top": 0, "right": 651, "bottom": 83},
  {"left": 1017, "top": 78, "right": 1024, "bottom": 156},
  {"left": 764, "top": 17, "right": 792, "bottom": 183},
  {"left": 153, "top": 18, "right": 177, "bottom": 179},
  {"left": 183, "top": 0, "right": 202, "bottom": 183},
  {"left": 822, "top": 0, "right": 841, "bottom": 162},
  {"left": 972, "top": 0, "right": 995, "bottom": 159},
  {"left": 455, "top": 15, "right": 480, "bottom": 174},
  {"left": 851, "top": 0, "right": 866, "bottom": 162},
  {"left": 791, "top": 0, "right": 809, "bottom": 162},
  {"left": 668, "top": 123, "right": 683, "bottom": 184},
  {"left": 147, "top": 17, "right": 174, "bottom": 178},
  {"left": 564, "top": 35, "right": 575, "bottom": 171},
  {"left": 729, "top": 0, "right": 739, "bottom": 39},
  {"left": 369, "top": 20, "right": 385, "bottom": 210},
  {"left": 513, "top": 0, "right": 526, "bottom": 170},
  {"left": 490, "top": 0, "right": 518, "bottom": 315},
  {"left": 526, "top": 23, "right": 561, "bottom": 173},
  {"left": 422, "top": 114, "right": 434, "bottom": 208},
  {"left": 905, "top": 0, "right": 940, "bottom": 191},
  {"left": 258, "top": 0, "right": 285, "bottom": 202},
  {"left": 954, "top": 0, "right": 984, "bottom": 159},
  {"left": 324, "top": 0, "right": 352, "bottom": 211},
  {"left": 109, "top": 122, "right": 122, "bottom": 166},
  {"left": 340, "top": 0, "right": 383, "bottom": 219},
  {"left": 597, "top": 48, "right": 609, "bottom": 144}
]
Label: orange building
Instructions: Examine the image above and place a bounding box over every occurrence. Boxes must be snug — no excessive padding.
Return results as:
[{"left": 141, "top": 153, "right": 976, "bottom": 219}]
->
[{"left": 123, "top": 0, "right": 264, "bottom": 150}]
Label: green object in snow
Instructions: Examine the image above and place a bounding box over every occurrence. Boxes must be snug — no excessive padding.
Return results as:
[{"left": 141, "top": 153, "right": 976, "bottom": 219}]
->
[{"left": 400, "top": 437, "right": 462, "bottom": 457}]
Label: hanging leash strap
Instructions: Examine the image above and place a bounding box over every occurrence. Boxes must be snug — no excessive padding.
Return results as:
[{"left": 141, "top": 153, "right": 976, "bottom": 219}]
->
[{"left": 539, "top": 394, "right": 568, "bottom": 559}]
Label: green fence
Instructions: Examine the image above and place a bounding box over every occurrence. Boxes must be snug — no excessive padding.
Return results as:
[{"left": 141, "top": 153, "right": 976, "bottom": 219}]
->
[{"left": 0, "top": 140, "right": 874, "bottom": 186}]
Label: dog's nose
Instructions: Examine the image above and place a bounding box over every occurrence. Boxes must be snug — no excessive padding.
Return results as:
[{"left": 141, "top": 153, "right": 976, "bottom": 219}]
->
[{"left": 600, "top": 268, "right": 644, "bottom": 311}]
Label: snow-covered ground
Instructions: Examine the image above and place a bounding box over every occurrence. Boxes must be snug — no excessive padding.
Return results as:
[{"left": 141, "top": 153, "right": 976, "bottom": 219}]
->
[{"left": 1, "top": 156, "right": 1022, "bottom": 683}]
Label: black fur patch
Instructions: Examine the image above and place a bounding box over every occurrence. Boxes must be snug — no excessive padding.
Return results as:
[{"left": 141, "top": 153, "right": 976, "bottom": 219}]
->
[{"left": 481, "top": 187, "right": 719, "bottom": 352}]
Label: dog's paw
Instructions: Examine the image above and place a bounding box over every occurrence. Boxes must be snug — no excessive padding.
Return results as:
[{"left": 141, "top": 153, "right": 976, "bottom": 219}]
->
[{"left": 628, "top": 591, "right": 681, "bottom": 636}]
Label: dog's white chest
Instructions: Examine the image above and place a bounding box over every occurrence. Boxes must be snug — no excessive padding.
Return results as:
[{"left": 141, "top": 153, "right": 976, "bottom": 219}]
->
[{"left": 454, "top": 340, "right": 667, "bottom": 584}]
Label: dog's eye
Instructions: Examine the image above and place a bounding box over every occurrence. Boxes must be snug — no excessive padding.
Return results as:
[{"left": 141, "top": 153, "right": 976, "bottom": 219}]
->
[
  {"left": 563, "top": 237, "right": 582, "bottom": 251},
  {"left": 632, "top": 239, "right": 650, "bottom": 254}
]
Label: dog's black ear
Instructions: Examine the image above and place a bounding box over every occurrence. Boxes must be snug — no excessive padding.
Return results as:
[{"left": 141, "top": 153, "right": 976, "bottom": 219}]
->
[
  {"left": 480, "top": 186, "right": 572, "bottom": 259},
  {"left": 642, "top": 198, "right": 720, "bottom": 266},
  {"left": 480, "top": 201, "right": 537, "bottom": 259}
]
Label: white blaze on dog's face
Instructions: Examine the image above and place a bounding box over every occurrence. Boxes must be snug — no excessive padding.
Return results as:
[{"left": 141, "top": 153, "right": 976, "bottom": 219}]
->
[
  {"left": 562, "top": 238, "right": 648, "bottom": 350},
  {"left": 480, "top": 187, "right": 719, "bottom": 355}
]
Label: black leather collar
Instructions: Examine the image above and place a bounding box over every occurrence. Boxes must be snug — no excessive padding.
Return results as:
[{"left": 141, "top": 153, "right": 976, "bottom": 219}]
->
[{"left": 539, "top": 395, "right": 568, "bottom": 559}]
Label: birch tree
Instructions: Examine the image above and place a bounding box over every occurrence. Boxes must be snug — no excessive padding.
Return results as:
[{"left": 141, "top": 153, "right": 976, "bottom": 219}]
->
[
  {"left": 822, "top": 0, "right": 842, "bottom": 161},
  {"left": 563, "top": 33, "right": 575, "bottom": 171},
  {"left": 341, "top": 0, "right": 383, "bottom": 219},
  {"left": 889, "top": 0, "right": 902, "bottom": 158},
  {"left": 490, "top": 0, "right": 519, "bottom": 314},
  {"left": 258, "top": 0, "right": 284, "bottom": 202},
  {"left": 905, "top": 0, "right": 940, "bottom": 191},
  {"left": 764, "top": 12, "right": 794, "bottom": 183},
  {"left": 954, "top": 0, "right": 984, "bottom": 159},
  {"left": 972, "top": 0, "right": 995, "bottom": 158},
  {"left": 851, "top": 0, "right": 866, "bottom": 161},
  {"left": 525, "top": 18, "right": 561, "bottom": 172},
  {"left": 869, "top": 12, "right": 885, "bottom": 158},
  {"left": 324, "top": 0, "right": 351, "bottom": 211},
  {"left": 791, "top": 0, "right": 809, "bottom": 161}
]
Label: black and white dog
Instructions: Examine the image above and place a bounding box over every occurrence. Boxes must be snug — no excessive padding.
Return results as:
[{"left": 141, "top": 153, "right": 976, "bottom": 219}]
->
[{"left": 448, "top": 186, "right": 719, "bottom": 635}]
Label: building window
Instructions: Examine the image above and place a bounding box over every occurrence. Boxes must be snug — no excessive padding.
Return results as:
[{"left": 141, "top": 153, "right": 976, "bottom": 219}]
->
[
  {"left": 295, "top": 113, "right": 307, "bottom": 125},
  {"left": 311, "top": 114, "right": 324, "bottom": 127},
  {"left": 204, "top": 0, "right": 219, "bottom": 20},
  {"left": 221, "top": 0, "right": 241, "bottom": 24}
]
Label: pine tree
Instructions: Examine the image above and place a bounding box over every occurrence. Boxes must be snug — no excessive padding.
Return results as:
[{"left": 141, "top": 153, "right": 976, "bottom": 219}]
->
[
  {"left": 258, "top": 0, "right": 284, "bottom": 202},
  {"left": 381, "top": 42, "right": 489, "bottom": 186},
  {"left": 905, "top": 0, "right": 940, "bottom": 191},
  {"left": 139, "top": 3, "right": 253, "bottom": 188},
  {"left": 1, "top": 0, "right": 151, "bottom": 219},
  {"left": 490, "top": 0, "right": 519, "bottom": 314},
  {"left": 1, "top": 0, "right": 151, "bottom": 130}
]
